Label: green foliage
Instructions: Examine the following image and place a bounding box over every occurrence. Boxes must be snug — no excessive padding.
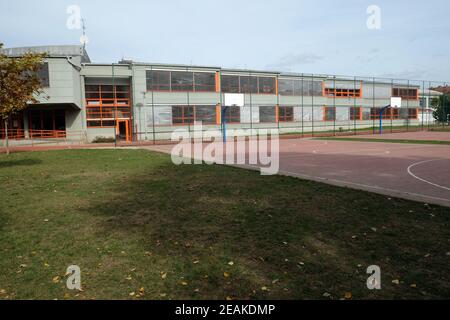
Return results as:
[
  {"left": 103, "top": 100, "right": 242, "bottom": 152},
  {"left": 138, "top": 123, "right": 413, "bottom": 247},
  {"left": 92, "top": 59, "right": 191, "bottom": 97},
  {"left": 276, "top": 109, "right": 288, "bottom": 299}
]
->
[
  {"left": 0, "top": 43, "right": 47, "bottom": 120},
  {"left": 432, "top": 95, "right": 450, "bottom": 122}
]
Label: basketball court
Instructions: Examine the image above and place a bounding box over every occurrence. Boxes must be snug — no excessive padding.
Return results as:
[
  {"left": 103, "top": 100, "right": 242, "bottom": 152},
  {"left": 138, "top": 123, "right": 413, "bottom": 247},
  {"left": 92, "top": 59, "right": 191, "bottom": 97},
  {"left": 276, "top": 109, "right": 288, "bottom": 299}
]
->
[{"left": 145, "top": 135, "right": 450, "bottom": 208}]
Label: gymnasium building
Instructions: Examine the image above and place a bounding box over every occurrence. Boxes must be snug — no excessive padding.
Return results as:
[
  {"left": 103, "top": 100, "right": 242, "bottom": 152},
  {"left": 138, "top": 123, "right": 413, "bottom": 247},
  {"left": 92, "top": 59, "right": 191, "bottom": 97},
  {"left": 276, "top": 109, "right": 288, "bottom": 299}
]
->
[{"left": 1, "top": 45, "right": 432, "bottom": 143}]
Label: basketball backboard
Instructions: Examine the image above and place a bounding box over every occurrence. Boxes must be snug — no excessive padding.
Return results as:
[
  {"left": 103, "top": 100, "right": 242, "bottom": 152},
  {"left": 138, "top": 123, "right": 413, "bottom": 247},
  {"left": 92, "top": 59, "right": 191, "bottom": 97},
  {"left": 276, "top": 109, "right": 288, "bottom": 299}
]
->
[
  {"left": 391, "top": 97, "right": 402, "bottom": 108},
  {"left": 224, "top": 93, "right": 244, "bottom": 107}
]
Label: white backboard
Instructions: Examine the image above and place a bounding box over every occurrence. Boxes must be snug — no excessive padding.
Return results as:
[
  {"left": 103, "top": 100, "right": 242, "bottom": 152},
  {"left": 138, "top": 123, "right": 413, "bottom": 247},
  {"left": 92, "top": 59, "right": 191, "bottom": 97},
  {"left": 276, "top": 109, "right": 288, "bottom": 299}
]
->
[
  {"left": 391, "top": 97, "right": 402, "bottom": 108},
  {"left": 224, "top": 93, "right": 244, "bottom": 107}
]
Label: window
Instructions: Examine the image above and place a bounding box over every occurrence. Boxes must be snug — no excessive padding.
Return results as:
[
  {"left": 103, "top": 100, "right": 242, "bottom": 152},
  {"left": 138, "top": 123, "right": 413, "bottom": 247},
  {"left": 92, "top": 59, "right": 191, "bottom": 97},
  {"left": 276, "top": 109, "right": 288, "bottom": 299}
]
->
[
  {"left": 221, "top": 75, "right": 239, "bottom": 93},
  {"left": 195, "top": 106, "right": 216, "bottom": 124},
  {"left": 172, "top": 106, "right": 194, "bottom": 124},
  {"left": 37, "top": 62, "right": 49, "bottom": 87},
  {"left": 408, "top": 108, "right": 418, "bottom": 119},
  {"left": 278, "top": 79, "right": 294, "bottom": 96},
  {"left": 85, "top": 84, "right": 131, "bottom": 127},
  {"left": 350, "top": 107, "right": 361, "bottom": 120},
  {"left": 240, "top": 76, "right": 258, "bottom": 94},
  {"left": 146, "top": 70, "right": 216, "bottom": 92},
  {"left": 171, "top": 105, "right": 218, "bottom": 125},
  {"left": 171, "top": 71, "right": 193, "bottom": 91},
  {"left": 392, "top": 88, "right": 418, "bottom": 100},
  {"left": 280, "top": 79, "right": 323, "bottom": 96},
  {"left": 325, "top": 87, "right": 361, "bottom": 98},
  {"left": 194, "top": 73, "right": 216, "bottom": 92},
  {"left": 370, "top": 107, "right": 399, "bottom": 120},
  {"left": 259, "top": 106, "right": 276, "bottom": 123},
  {"left": 146, "top": 70, "right": 170, "bottom": 91},
  {"left": 28, "top": 110, "right": 66, "bottom": 136},
  {"left": 324, "top": 107, "right": 336, "bottom": 121},
  {"left": 278, "top": 106, "right": 294, "bottom": 122},
  {"left": 224, "top": 106, "right": 241, "bottom": 123},
  {"left": 221, "top": 75, "right": 276, "bottom": 94},
  {"left": 258, "top": 77, "right": 276, "bottom": 94}
]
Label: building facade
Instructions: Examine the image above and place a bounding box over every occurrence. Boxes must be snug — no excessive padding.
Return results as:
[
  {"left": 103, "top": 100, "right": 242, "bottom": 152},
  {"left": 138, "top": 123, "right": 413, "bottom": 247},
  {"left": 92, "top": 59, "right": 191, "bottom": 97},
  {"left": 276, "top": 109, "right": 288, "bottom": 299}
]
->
[{"left": 1, "top": 45, "right": 429, "bottom": 143}]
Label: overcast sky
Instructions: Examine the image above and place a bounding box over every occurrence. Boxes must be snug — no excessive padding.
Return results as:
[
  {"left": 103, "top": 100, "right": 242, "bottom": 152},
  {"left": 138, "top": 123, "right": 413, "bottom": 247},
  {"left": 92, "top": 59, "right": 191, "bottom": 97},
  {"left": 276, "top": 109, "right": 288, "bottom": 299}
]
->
[{"left": 1, "top": 0, "right": 449, "bottom": 82}]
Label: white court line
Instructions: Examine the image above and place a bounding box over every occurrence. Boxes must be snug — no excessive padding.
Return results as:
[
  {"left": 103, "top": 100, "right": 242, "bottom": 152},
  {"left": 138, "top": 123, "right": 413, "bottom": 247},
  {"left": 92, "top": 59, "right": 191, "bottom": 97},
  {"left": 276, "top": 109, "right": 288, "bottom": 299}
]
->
[{"left": 407, "top": 159, "right": 450, "bottom": 191}]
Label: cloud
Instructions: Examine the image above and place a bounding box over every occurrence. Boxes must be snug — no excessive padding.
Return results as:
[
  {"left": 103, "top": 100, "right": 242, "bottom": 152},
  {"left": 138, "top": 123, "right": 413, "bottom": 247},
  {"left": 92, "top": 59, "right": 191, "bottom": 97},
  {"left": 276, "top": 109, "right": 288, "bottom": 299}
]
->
[{"left": 266, "top": 53, "right": 323, "bottom": 71}]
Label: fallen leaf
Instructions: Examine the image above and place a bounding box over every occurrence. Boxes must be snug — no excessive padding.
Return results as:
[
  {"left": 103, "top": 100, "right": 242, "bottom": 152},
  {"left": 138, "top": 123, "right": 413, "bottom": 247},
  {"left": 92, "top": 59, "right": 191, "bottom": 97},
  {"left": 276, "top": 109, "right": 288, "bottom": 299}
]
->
[
  {"left": 228, "top": 261, "right": 234, "bottom": 266},
  {"left": 272, "top": 279, "right": 279, "bottom": 284},
  {"left": 129, "top": 292, "right": 135, "bottom": 296},
  {"left": 344, "top": 292, "right": 352, "bottom": 299},
  {"left": 226, "top": 296, "right": 233, "bottom": 300},
  {"left": 52, "top": 276, "right": 61, "bottom": 283},
  {"left": 323, "top": 292, "right": 331, "bottom": 298},
  {"left": 181, "top": 281, "right": 188, "bottom": 286},
  {"left": 139, "top": 287, "right": 145, "bottom": 295},
  {"left": 44, "top": 263, "right": 50, "bottom": 268},
  {"left": 160, "top": 293, "right": 167, "bottom": 297},
  {"left": 392, "top": 279, "right": 400, "bottom": 285},
  {"left": 161, "top": 272, "right": 167, "bottom": 279},
  {"left": 193, "top": 260, "right": 200, "bottom": 264},
  {"left": 223, "top": 272, "right": 230, "bottom": 278},
  {"left": 125, "top": 275, "right": 132, "bottom": 281},
  {"left": 261, "top": 286, "right": 269, "bottom": 291},
  {"left": 410, "top": 284, "right": 417, "bottom": 288}
]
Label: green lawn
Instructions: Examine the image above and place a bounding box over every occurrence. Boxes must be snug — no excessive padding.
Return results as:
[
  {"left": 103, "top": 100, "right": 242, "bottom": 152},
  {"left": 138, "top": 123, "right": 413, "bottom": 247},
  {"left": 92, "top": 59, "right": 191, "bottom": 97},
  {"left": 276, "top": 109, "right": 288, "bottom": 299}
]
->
[
  {"left": 0, "top": 150, "right": 449, "bottom": 300},
  {"left": 316, "top": 137, "right": 450, "bottom": 145}
]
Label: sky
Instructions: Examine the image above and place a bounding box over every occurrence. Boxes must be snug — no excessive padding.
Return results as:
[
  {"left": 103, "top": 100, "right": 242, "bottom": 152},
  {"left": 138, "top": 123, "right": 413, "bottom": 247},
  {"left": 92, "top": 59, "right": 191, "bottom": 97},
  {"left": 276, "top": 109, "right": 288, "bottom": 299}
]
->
[{"left": 1, "top": 0, "right": 449, "bottom": 82}]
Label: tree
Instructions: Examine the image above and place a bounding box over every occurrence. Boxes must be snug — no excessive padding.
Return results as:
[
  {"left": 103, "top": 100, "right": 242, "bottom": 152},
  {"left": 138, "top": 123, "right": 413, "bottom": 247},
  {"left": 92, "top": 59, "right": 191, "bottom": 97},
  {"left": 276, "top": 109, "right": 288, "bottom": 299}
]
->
[
  {"left": 432, "top": 94, "right": 450, "bottom": 123},
  {"left": 0, "top": 43, "right": 46, "bottom": 154}
]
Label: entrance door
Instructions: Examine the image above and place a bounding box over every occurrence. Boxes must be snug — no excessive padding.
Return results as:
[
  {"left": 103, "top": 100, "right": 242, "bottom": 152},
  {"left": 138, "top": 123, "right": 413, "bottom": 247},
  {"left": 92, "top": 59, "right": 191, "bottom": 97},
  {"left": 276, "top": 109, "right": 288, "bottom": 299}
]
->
[{"left": 116, "top": 120, "right": 131, "bottom": 142}]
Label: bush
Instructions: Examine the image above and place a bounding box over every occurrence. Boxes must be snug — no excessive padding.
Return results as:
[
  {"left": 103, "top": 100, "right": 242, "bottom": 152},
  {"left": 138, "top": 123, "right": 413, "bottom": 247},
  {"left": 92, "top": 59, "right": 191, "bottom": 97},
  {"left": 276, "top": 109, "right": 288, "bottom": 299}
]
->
[{"left": 92, "top": 136, "right": 115, "bottom": 143}]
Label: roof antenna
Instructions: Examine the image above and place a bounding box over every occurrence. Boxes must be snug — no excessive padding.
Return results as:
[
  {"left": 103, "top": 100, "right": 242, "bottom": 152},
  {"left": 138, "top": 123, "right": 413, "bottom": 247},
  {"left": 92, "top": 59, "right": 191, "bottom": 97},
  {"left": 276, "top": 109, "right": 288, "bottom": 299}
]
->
[{"left": 80, "top": 18, "right": 89, "bottom": 48}]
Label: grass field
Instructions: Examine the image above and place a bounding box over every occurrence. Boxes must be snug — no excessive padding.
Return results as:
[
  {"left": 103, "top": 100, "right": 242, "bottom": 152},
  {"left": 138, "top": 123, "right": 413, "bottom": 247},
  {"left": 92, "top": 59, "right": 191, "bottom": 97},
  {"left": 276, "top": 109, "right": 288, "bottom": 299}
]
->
[
  {"left": 0, "top": 149, "right": 449, "bottom": 300},
  {"left": 316, "top": 137, "right": 450, "bottom": 145}
]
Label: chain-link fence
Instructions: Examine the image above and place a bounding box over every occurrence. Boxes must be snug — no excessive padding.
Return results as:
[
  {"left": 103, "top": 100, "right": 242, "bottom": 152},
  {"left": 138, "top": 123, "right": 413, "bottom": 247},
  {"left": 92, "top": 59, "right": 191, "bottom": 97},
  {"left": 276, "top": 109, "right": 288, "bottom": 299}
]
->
[{"left": 132, "top": 73, "right": 449, "bottom": 143}]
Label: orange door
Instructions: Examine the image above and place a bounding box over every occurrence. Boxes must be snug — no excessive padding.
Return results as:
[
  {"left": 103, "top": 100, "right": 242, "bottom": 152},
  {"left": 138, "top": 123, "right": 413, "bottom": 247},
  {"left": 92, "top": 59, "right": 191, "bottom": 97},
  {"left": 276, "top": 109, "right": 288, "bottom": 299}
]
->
[{"left": 116, "top": 120, "right": 131, "bottom": 142}]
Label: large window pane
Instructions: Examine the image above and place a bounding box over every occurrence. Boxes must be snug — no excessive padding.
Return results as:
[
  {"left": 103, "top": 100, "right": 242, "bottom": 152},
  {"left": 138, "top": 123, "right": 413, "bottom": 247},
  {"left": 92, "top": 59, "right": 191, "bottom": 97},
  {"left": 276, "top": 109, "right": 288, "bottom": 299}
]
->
[
  {"left": 324, "top": 107, "right": 336, "bottom": 121},
  {"left": 146, "top": 70, "right": 170, "bottom": 91},
  {"left": 37, "top": 62, "right": 49, "bottom": 87},
  {"left": 279, "top": 79, "right": 294, "bottom": 96},
  {"left": 171, "top": 71, "right": 193, "bottom": 91},
  {"left": 194, "top": 73, "right": 215, "bottom": 92},
  {"left": 279, "top": 106, "right": 294, "bottom": 122},
  {"left": 259, "top": 106, "right": 276, "bottom": 123},
  {"left": 195, "top": 106, "right": 216, "bottom": 124},
  {"left": 224, "top": 106, "right": 241, "bottom": 123},
  {"left": 240, "top": 76, "right": 258, "bottom": 94},
  {"left": 221, "top": 75, "right": 239, "bottom": 93},
  {"left": 172, "top": 106, "right": 194, "bottom": 124},
  {"left": 258, "top": 77, "right": 276, "bottom": 94}
]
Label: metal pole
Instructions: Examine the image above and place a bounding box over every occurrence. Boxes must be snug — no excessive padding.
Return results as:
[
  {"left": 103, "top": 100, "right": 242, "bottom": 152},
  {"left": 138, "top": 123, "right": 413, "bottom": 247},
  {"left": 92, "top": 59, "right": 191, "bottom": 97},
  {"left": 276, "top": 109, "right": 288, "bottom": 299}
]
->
[
  {"left": 311, "top": 74, "right": 314, "bottom": 137},
  {"left": 112, "top": 63, "right": 117, "bottom": 148},
  {"left": 150, "top": 66, "right": 156, "bottom": 144}
]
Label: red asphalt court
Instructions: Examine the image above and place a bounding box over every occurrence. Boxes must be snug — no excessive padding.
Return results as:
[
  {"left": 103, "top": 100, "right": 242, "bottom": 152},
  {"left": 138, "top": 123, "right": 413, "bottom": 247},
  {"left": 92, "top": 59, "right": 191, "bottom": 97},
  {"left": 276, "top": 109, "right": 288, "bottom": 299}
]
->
[
  {"left": 353, "top": 131, "right": 450, "bottom": 141},
  {"left": 146, "top": 134, "right": 450, "bottom": 207}
]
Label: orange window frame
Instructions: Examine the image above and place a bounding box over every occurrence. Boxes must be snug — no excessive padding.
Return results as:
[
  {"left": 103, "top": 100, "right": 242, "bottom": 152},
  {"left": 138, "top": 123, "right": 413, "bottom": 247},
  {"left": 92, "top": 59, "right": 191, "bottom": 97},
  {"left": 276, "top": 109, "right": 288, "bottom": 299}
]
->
[
  {"left": 350, "top": 106, "right": 362, "bottom": 120},
  {"left": 85, "top": 84, "right": 132, "bottom": 128},
  {"left": 325, "top": 87, "right": 362, "bottom": 98},
  {"left": 278, "top": 106, "right": 294, "bottom": 122}
]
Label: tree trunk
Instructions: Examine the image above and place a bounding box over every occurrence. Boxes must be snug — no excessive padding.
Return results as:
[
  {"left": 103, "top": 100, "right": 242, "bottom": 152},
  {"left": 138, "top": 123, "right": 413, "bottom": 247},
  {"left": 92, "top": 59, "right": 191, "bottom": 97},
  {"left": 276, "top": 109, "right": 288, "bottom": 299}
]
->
[{"left": 4, "top": 120, "right": 9, "bottom": 155}]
